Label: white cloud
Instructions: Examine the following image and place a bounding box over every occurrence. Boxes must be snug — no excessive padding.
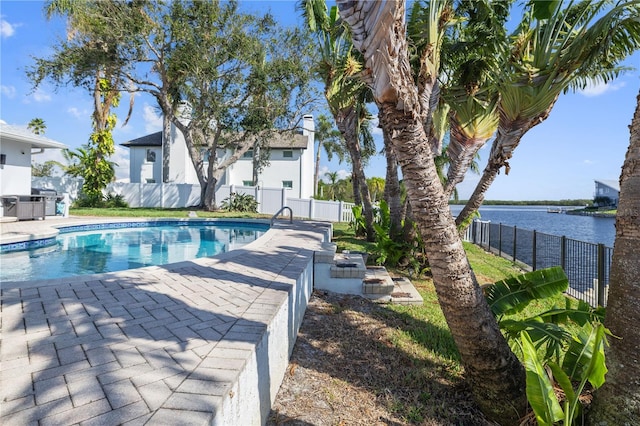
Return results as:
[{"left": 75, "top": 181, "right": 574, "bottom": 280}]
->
[
  {"left": 369, "top": 116, "right": 382, "bottom": 136},
  {"left": 579, "top": 81, "right": 626, "bottom": 97},
  {"left": 0, "top": 18, "right": 17, "bottom": 38},
  {"left": 33, "top": 88, "right": 52, "bottom": 102},
  {"left": 112, "top": 145, "right": 130, "bottom": 181},
  {"left": 24, "top": 88, "right": 52, "bottom": 103},
  {"left": 67, "top": 106, "right": 89, "bottom": 119},
  {"left": 1, "top": 84, "right": 16, "bottom": 99},
  {"left": 583, "top": 159, "right": 595, "bottom": 165},
  {"left": 143, "top": 103, "right": 163, "bottom": 133}
]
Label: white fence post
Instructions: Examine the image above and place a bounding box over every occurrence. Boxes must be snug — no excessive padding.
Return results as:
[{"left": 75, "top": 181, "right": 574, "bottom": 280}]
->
[
  {"left": 309, "top": 198, "right": 315, "bottom": 219},
  {"left": 255, "top": 186, "right": 261, "bottom": 213},
  {"left": 281, "top": 188, "right": 287, "bottom": 210},
  {"left": 338, "top": 201, "right": 344, "bottom": 222}
]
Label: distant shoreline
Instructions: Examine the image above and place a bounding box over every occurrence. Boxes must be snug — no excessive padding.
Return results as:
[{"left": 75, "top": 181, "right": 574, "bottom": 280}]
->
[{"left": 449, "top": 199, "right": 592, "bottom": 206}]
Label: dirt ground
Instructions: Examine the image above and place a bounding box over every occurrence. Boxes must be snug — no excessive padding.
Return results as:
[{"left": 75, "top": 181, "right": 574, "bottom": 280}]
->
[{"left": 267, "top": 290, "right": 495, "bottom": 426}]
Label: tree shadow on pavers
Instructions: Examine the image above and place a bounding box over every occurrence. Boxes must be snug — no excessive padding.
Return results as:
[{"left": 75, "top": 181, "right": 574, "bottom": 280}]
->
[
  {"left": 0, "top": 263, "right": 289, "bottom": 426},
  {"left": 267, "top": 291, "right": 493, "bottom": 426}
]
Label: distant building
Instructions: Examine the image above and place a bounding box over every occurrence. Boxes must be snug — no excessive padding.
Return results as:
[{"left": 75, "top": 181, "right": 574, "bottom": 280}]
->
[
  {"left": 0, "top": 121, "right": 67, "bottom": 217},
  {"left": 121, "top": 115, "right": 315, "bottom": 199},
  {"left": 594, "top": 179, "right": 620, "bottom": 207}
]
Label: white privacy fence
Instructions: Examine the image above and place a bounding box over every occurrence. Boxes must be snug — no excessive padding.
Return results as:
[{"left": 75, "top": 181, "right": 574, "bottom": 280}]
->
[{"left": 31, "top": 178, "right": 355, "bottom": 222}]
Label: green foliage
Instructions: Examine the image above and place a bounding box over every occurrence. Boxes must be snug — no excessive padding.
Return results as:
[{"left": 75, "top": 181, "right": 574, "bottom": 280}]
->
[
  {"left": 27, "top": 117, "right": 46, "bottom": 135},
  {"left": 369, "top": 200, "right": 426, "bottom": 274},
  {"left": 72, "top": 192, "right": 128, "bottom": 209},
  {"left": 349, "top": 205, "right": 366, "bottom": 236},
  {"left": 486, "top": 266, "right": 569, "bottom": 317},
  {"left": 31, "top": 161, "right": 57, "bottom": 177},
  {"left": 521, "top": 332, "right": 564, "bottom": 426},
  {"left": 521, "top": 323, "right": 608, "bottom": 425},
  {"left": 220, "top": 192, "right": 258, "bottom": 213},
  {"left": 484, "top": 266, "right": 609, "bottom": 424}
]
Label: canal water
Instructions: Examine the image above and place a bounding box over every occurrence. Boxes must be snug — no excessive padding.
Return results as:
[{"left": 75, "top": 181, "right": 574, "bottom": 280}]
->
[{"left": 449, "top": 205, "right": 616, "bottom": 247}]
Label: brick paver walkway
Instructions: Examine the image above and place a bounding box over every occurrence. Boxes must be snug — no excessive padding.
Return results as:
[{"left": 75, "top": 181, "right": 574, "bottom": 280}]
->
[{"left": 1, "top": 218, "right": 329, "bottom": 425}]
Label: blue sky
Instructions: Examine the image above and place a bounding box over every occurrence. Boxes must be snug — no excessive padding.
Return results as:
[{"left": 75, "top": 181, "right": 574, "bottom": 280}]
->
[{"left": 1, "top": 1, "right": 639, "bottom": 201}]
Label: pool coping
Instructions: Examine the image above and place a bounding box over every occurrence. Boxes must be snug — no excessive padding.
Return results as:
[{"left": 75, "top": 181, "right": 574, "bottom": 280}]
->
[
  {"left": 1, "top": 218, "right": 332, "bottom": 425},
  {"left": 0, "top": 217, "right": 271, "bottom": 252}
]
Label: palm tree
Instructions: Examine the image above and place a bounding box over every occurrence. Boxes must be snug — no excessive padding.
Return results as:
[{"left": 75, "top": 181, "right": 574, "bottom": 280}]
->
[
  {"left": 323, "top": 170, "right": 340, "bottom": 200},
  {"left": 456, "top": 0, "right": 640, "bottom": 228},
  {"left": 314, "top": 114, "right": 345, "bottom": 197},
  {"left": 336, "top": 1, "right": 527, "bottom": 423},
  {"left": 588, "top": 89, "right": 640, "bottom": 425},
  {"left": 299, "top": 0, "right": 377, "bottom": 240},
  {"left": 27, "top": 118, "right": 46, "bottom": 135}
]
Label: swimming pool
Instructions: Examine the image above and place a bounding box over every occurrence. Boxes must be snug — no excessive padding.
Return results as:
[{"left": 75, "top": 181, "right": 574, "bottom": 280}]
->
[{"left": 0, "top": 220, "right": 269, "bottom": 282}]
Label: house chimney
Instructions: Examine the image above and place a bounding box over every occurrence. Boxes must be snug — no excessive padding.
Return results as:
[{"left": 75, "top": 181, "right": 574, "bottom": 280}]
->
[
  {"left": 302, "top": 114, "right": 314, "bottom": 136},
  {"left": 177, "top": 101, "right": 192, "bottom": 125}
]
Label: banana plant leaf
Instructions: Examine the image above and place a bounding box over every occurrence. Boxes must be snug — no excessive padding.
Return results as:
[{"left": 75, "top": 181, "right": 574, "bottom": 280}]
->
[
  {"left": 538, "top": 298, "right": 605, "bottom": 326},
  {"left": 562, "top": 322, "right": 608, "bottom": 388},
  {"left": 521, "top": 332, "right": 564, "bottom": 426},
  {"left": 501, "top": 318, "right": 571, "bottom": 361},
  {"left": 485, "top": 266, "right": 569, "bottom": 317}
]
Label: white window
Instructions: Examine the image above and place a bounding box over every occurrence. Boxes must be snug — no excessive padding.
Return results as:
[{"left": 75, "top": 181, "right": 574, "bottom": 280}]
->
[
  {"left": 282, "top": 180, "right": 293, "bottom": 188},
  {"left": 243, "top": 150, "right": 253, "bottom": 158},
  {"left": 283, "top": 150, "right": 293, "bottom": 158},
  {"left": 146, "top": 149, "right": 156, "bottom": 163}
]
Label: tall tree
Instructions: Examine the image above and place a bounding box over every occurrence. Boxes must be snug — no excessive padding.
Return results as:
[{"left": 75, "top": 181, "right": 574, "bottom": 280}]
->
[
  {"left": 125, "top": 0, "right": 315, "bottom": 210},
  {"left": 588, "top": 89, "right": 640, "bottom": 425},
  {"left": 299, "top": 0, "right": 377, "bottom": 241},
  {"left": 456, "top": 0, "right": 640, "bottom": 228},
  {"left": 27, "top": 118, "right": 47, "bottom": 135},
  {"left": 437, "top": 0, "right": 508, "bottom": 199},
  {"left": 336, "top": 1, "right": 527, "bottom": 422},
  {"left": 313, "top": 114, "right": 345, "bottom": 197},
  {"left": 29, "top": 0, "right": 139, "bottom": 204}
]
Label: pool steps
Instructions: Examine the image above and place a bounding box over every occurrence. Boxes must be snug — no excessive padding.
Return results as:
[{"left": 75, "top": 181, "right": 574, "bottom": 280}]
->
[{"left": 313, "top": 242, "right": 424, "bottom": 305}]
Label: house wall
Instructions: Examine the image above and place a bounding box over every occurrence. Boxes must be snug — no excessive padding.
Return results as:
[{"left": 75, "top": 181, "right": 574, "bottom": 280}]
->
[
  {"left": 126, "top": 115, "right": 315, "bottom": 197},
  {"left": 300, "top": 115, "right": 315, "bottom": 199},
  {"left": 169, "top": 125, "right": 200, "bottom": 184},
  {"left": 0, "top": 139, "right": 32, "bottom": 196},
  {"left": 129, "top": 147, "right": 162, "bottom": 184},
  {"left": 229, "top": 149, "right": 306, "bottom": 197}
]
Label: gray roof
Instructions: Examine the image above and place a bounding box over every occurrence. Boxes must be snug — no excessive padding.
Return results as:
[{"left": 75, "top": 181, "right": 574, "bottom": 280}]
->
[
  {"left": 267, "top": 132, "right": 309, "bottom": 149},
  {"left": 0, "top": 122, "right": 67, "bottom": 149},
  {"left": 595, "top": 179, "right": 620, "bottom": 192},
  {"left": 121, "top": 131, "right": 162, "bottom": 147},
  {"left": 121, "top": 130, "right": 308, "bottom": 149}
]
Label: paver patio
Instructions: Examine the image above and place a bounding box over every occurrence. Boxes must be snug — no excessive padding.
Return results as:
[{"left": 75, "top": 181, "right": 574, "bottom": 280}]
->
[{"left": 0, "top": 217, "right": 330, "bottom": 425}]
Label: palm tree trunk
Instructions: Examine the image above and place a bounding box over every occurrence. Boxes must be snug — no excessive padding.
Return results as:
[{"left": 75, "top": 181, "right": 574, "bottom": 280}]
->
[
  {"left": 314, "top": 139, "right": 321, "bottom": 197},
  {"left": 162, "top": 113, "right": 171, "bottom": 183},
  {"left": 443, "top": 115, "right": 489, "bottom": 198},
  {"left": 454, "top": 119, "right": 528, "bottom": 229},
  {"left": 337, "top": 2, "right": 527, "bottom": 421},
  {"left": 383, "top": 126, "right": 403, "bottom": 238},
  {"left": 336, "top": 108, "right": 375, "bottom": 241},
  {"left": 588, "top": 90, "right": 640, "bottom": 425},
  {"left": 378, "top": 102, "right": 527, "bottom": 424}
]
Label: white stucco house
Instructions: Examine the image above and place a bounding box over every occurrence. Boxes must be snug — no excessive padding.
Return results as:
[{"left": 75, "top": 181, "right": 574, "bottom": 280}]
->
[
  {"left": 122, "top": 115, "right": 315, "bottom": 199},
  {"left": 0, "top": 121, "right": 67, "bottom": 218},
  {"left": 594, "top": 179, "right": 620, "bottom": 207}
]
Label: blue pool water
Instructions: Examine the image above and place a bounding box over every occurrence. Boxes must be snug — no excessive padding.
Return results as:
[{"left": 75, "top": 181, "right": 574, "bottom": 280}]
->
[{"left": 0, "top": 221, "right": 268, "bottom": 282}]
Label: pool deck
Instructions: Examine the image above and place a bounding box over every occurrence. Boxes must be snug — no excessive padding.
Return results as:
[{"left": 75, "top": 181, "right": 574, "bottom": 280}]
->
[{"left": 1, "top": 216, "right": 331, "bottom": 425}]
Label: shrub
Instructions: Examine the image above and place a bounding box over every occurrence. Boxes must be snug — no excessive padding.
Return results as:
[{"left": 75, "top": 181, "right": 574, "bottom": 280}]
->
[{"left": 220, "top": 192, "right": 258, "bottom": 212}]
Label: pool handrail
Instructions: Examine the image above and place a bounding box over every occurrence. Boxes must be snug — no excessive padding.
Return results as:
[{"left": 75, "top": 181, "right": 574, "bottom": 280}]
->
[{"left": 271, "top": 206, "right": 293, "bottom": 226}]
